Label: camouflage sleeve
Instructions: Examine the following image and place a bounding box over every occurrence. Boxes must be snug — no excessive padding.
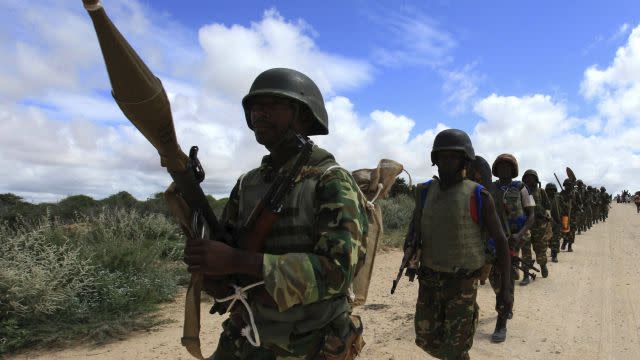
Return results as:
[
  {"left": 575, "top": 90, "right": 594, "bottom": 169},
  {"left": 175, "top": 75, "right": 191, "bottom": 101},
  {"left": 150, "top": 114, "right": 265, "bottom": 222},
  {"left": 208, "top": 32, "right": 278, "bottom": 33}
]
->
[{"left": 262, "top": 168, "right": 368, "bottom": 312}]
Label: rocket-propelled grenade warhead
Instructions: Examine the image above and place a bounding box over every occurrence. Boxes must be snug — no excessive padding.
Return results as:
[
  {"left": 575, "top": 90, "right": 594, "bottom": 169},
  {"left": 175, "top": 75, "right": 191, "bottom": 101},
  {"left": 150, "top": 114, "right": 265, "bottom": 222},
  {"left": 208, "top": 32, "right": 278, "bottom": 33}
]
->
[{"left": 83, "top": 0, "right": 188, "bottom": 171}]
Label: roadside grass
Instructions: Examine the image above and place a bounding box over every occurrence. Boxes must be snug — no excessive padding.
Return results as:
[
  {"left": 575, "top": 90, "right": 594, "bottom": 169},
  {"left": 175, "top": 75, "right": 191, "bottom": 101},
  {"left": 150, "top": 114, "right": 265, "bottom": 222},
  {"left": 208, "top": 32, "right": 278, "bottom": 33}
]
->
[{"left": 0, "top": 209, "right": 186, "bottom": 355}]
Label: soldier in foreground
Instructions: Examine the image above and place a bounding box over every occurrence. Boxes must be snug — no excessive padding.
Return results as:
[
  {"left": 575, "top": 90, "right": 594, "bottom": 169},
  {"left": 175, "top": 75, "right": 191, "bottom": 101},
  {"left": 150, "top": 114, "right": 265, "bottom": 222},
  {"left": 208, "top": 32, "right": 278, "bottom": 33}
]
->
[
  {"left": 489, "top": 154, "right": 535, "bottom": 342},
  {"left": 413, "top": 129, "right": 511, "bottom": 359},
  {"left": 184, "top": 68, "right": 368, "bottom": 359}
]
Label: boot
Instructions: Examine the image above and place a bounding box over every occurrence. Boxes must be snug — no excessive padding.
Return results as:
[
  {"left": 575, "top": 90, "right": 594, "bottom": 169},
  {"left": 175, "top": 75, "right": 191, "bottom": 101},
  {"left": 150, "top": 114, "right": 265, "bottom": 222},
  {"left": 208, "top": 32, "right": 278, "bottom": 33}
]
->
[
  {"left": 568, "top": 243, "right": 573, "bottom": 252},
  {"left": 561, "top": 240, "right": 567, "bottom": 250},
  {"left": 519, "top": 273, "right": 531, "bottom": 286},
  {"left": 551, "top": 250, "right": 558, "bottom": 263},
  {"left": 541, "top": 263, "right": 548, "bottom": 278},
  {"left": 491, "top": 315, "right": 508, "bottom": 343}
]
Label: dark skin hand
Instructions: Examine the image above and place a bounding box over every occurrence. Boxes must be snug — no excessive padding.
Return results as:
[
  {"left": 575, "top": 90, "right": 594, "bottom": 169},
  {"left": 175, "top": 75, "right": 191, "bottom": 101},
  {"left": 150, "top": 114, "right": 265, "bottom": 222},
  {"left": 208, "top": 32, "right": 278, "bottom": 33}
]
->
[
  {"left": 495, "top": 162, "right": 535, "bottom": 248},
  {"left": 436, "top": 152, "right": 512, "bottom": 307},
  {"left": 184, "top": 95, "right": 310, "bottom": 277},
  {"left": 183, "top": 239, "right": 263, "bottom": 277}
]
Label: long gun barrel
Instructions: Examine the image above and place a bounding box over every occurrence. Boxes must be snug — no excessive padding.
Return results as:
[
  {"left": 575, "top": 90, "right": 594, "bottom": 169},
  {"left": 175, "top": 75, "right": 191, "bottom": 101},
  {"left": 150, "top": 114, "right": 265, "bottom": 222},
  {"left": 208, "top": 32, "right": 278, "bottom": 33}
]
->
[{"left": 554, "top": 173, "right": 564, "bottom": 191}]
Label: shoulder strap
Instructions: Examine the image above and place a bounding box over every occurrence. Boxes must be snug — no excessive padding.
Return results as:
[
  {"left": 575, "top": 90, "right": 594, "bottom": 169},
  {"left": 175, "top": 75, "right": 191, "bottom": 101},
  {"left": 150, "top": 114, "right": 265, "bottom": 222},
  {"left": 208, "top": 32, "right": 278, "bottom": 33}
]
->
[
  {"left": 473, "top": 184, "right": 485, "bottom": 226},
  {"left": 419, "top": 179, "right": 434, "bottom": 209}
]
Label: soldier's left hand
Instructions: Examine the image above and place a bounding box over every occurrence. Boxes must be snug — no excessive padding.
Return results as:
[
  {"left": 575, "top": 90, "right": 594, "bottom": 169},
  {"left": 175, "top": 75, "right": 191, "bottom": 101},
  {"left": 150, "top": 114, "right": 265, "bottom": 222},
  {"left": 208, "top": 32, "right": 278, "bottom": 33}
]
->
[{"left": 184, "top": 239, "right": 237, "bottom": 275}]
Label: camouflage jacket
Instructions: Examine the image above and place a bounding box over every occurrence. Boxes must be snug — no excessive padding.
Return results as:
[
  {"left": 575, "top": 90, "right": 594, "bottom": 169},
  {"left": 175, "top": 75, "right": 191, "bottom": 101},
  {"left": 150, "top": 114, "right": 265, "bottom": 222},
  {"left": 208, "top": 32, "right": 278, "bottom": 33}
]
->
[{"left": 221, "top": 145, "right": 368, "bottom": 312}]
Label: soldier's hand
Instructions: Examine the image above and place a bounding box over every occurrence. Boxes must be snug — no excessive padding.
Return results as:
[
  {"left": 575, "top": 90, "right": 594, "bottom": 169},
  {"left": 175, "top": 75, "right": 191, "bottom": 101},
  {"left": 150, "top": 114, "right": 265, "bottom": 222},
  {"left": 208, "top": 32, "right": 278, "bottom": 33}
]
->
[{"left": 183, "top": 239, "right": 237, "bottom": 275}]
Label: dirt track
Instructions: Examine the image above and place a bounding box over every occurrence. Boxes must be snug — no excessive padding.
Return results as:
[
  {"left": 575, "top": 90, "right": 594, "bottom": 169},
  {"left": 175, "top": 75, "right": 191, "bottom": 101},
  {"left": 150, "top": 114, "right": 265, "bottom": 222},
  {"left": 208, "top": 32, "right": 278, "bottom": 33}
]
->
[{"left": 10, "top": 204, "right": 640, "bottom": 359}]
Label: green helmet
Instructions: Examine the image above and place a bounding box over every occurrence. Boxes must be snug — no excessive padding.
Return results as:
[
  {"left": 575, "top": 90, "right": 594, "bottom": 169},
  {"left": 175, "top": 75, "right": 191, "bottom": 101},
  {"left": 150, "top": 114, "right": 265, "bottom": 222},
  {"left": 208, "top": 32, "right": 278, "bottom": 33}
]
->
[
  {"left": 563, "top": 178, "right": 573, "bottom": 187},
  {"left": 430, "top": 129, "right": 475, "bottom": 165},
  {"left": 242, "top": 68, "right": 328, "bottom": 136},
  {"left": 545, "top": 183, "right": 557, "bottom": 192},
  {"left": 601, "top": 186, "right": 606, "bottom": 192}
]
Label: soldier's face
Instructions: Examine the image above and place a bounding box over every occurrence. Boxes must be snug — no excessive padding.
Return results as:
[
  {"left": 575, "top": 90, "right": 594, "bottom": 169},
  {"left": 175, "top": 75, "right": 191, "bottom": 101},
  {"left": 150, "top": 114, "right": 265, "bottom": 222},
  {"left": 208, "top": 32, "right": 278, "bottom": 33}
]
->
[
  {"left": 523, "top": 175, "right": 537, "bottom": 189},
  {"left": 248, "top": 95, "right": 297, "bottom": 148},
  {"left": 495, "top": 162, "right": 513, "bottom": 180},
  {"left": 435, "top": 150, "right": 465, "bottom": 183}
]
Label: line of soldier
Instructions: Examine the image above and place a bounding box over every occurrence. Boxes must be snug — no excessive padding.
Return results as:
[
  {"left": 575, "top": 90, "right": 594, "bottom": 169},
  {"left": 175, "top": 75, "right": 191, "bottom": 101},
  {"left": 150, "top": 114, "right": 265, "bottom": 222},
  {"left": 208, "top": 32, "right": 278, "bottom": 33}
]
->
[{"left": 407, "top": 130, "right": 613, "bottom": 359}]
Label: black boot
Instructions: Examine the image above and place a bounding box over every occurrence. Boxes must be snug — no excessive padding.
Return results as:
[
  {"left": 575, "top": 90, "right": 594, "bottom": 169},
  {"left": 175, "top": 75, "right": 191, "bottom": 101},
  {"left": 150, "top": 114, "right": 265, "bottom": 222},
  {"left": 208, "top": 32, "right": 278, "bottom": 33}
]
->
[
  {"left": 561, "top": 240, "right": 567, "bottom": 250},
  {"left": 568, "top": 243, "right": 573, "bottom": 252},
  {"left": 551, "top": 250, "right": 558, "bottom": 263},
  {"left": 541, "top": 263, "right": 549, "bottom": 278},
  {"left": 491, "top": 315, "right": 508, "bottom": 343},
  {"left": 519, "top": 273, "right": 531, "bottom": 286}
]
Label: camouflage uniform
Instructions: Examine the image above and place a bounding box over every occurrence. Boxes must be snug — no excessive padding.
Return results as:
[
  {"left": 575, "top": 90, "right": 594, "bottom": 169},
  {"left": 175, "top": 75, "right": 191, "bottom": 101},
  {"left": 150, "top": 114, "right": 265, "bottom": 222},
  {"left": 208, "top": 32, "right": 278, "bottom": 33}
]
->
[
  {"left": 545, "top": 184, "right": 566, "bottom": 261},
  {"left": 415, "top": 270, "right": 478, "bottom": 360},
  {"left": 559, "top": 185, "right": 576, "bottom": 248},
  {"left": 600, "top": 188, "right": 610, "bottom": 221},
  {"left": 211, "top": 146, "right": 368, "bottom": 359},
  {"left": 521, "top": 185, "right": 550, "bottom": 268}
]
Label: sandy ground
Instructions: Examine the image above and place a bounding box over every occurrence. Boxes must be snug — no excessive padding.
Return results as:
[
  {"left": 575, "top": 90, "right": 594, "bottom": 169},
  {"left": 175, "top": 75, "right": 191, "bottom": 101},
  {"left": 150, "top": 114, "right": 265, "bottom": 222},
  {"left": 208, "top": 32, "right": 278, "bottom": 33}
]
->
[{"left": 9, "top": 203, "right": 640, "bottom": 360}]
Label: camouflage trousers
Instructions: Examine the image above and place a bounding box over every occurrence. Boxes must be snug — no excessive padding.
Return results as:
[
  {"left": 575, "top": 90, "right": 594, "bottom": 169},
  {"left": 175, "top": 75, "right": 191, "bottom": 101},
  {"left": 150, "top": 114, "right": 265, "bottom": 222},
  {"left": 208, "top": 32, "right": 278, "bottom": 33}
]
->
[
  {"left": 489, "top": 265, "right": 514, "bottom": 317},
  {"left": 522, "top": 221, "right": 549, "bottom": 266},
  {"left": 211, "top": 313, "right": 364, "bottom": 360},
  {"left": 212, "top": 318, "right": 277, "bottom": 360},
  {"left": 415, "top": 269, "right": 479, "bottom": 360}
]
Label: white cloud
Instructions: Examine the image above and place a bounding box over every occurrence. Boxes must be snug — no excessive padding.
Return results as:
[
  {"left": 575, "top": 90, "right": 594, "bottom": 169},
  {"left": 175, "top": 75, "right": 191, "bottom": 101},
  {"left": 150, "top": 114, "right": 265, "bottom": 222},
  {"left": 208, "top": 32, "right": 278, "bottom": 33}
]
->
[
  {"left": 197, "top": 9, "right": 372, "bottom": 100},
  {"left": 581, "top": 24, "right": 640, "bottom": 133}
]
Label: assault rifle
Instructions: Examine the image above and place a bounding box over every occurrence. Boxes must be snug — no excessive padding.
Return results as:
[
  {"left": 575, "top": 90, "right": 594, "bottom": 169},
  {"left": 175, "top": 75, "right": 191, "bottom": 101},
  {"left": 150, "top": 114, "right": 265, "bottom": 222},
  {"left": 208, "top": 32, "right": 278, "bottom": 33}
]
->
[
  {"left": 82, "top": 2, "right": 313, "bottom": 358},
  {"left": 511, "top": 254, "right": 540, "bottom": 280},
  {"left": 391, "top": 219, "right": 418, "bottom": 294}
]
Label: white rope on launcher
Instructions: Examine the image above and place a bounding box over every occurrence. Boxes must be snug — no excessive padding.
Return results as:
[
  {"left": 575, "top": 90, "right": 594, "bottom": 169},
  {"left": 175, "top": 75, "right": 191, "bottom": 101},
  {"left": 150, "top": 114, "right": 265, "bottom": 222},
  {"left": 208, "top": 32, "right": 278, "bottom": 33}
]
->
[{"left": 213, "top": 281, "right": 265, "bottom": 347}]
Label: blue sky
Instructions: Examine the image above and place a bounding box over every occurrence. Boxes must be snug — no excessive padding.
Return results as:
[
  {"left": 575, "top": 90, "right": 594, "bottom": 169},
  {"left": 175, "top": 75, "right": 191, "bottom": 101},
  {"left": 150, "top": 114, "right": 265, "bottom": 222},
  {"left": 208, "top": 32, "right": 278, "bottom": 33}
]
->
[
  {"left": 2, "top": 0, "right": 640, "bottom": 202},
  {"left": 144, "top": 0, "right": 638, "bottom": 131}
]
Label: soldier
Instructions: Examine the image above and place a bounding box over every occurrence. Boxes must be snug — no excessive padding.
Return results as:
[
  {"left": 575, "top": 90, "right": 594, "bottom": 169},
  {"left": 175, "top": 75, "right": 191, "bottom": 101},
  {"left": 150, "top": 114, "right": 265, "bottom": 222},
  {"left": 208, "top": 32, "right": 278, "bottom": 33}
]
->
[
  {"left": 600, "top": 186, "right": 610, "bottom": 221},
  {"left": 521, "top": 170, "right": 551, "bottom": 280},
  {"left": 575, "top": 180, "right": 586, "bottom": 234},
  {"left": 545, "top": 183, "right": 562, "bottom": 263},
  {"left": 413, "top": 129, "right": 511, "bottom": 360},
  {"left": 585, "top": 185, "right": 594, "bottom": 228},
  {"left": 488, "top": 154, "right": 535, "bottom": 342},
  {"left": 560, "top": 179, "right": 577, "bottom": 252},
  {"left": 184, "top": 68, "right": 368, "bottom": 359}
]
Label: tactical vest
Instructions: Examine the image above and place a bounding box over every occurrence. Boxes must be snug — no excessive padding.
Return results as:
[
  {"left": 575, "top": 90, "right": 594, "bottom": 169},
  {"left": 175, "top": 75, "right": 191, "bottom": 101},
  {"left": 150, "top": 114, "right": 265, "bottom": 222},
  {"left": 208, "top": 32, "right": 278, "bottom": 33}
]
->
[
  {"left": 530, "top": 187, "right": 548, "bottom": 222},
  {"left": 420, "top": 179, "right": 486, "bottom": 273},
  {"left": 493, "top": 180, "right": 526, "bottom": 236},
  {"left": 236, "top": 147, "right": 354, "bottom": 348}
]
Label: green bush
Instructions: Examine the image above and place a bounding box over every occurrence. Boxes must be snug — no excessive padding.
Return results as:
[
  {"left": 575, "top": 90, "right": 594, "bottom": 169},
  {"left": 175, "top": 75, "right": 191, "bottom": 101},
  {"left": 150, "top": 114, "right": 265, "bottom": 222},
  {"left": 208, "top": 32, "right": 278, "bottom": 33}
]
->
[
  {"left": 378, "top": 193, "right": 414, "bottom": 230},
  {"left": 0, "top": 209, "right": 186, "bottom": 354}
]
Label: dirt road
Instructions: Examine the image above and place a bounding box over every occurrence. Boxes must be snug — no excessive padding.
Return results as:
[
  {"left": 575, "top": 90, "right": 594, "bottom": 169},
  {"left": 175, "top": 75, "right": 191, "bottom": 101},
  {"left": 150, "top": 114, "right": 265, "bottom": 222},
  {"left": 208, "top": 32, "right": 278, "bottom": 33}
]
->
[{"left": 10, "top": 204, "right": 640, "bottom": 359}]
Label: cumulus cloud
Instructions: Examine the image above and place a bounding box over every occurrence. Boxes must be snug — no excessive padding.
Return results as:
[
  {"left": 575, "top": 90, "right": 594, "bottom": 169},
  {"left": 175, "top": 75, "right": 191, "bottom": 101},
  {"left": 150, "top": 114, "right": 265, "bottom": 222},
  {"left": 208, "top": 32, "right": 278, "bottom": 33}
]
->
[
  {"left": 581, "top": 24, "right": 640, "bottom": 131},
  {"left": 197, "top": 9, "right": 372, "bottom": 100}
]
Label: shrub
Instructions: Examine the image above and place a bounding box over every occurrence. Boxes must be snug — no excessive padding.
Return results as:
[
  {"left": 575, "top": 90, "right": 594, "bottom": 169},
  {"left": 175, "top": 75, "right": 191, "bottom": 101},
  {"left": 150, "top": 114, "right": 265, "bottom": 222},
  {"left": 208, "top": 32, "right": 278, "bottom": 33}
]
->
[
  {"left": 378, "top": 194, "right": 414, "bottom": 231},
  {"left": 0, "top": 208, "right": 186, "bottom": 354}
]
